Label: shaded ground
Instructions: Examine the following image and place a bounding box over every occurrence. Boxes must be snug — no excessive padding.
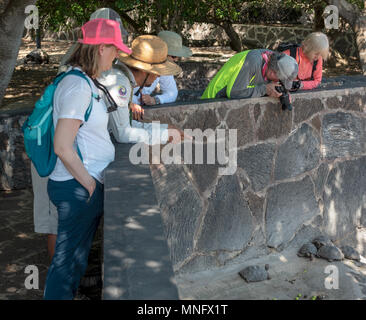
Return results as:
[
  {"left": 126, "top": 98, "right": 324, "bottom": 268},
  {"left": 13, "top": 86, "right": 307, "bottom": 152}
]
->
[
  {"left": 176, "top": 249, "right": 366, "bottom": 300},
  {"left": 0, "top": 39, "right": 362, "bottom": 110},
  {"left": 0, "top": 188, "right": 102, "bottom": 300}
]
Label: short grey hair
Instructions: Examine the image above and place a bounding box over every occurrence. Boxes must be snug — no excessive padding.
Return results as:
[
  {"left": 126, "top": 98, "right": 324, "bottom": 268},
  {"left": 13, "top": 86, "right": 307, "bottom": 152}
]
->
[{"left": 267, "top": 52, "right": 285, "bottom": 73}]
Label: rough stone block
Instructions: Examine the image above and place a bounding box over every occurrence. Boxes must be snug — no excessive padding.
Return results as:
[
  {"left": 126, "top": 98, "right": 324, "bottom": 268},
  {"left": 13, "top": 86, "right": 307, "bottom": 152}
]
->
[
  {"left": 293, "top": 98, "right": 324, "bottom": 125},
  {"left": 151, "top": 164, "right": 203, "bottom": 266},
  {"left": 237, "top": 142, "right": 276, "bottom": 192},
  {"left": 311, "top": 163, "right": 329, "bottom": 199},
  {"left": 253, "top": 103, "right": 261, "bottom": 122},
  {"left": 182, "top": 108, "right": 220, "bottom": 132},
  {"left": 322, "top": 112, "right": 366, "bottom": 159},
  {"left": 257, "top": 102, "right": 292, "bottom": 141},
  {"left": 274, "top": 124, "right": 321, "bottom": 181},
  {"left": 186, "top": 164, "right": 218, "bottom": 194},
  {"left": 226, "top": 106, "right": 255, "bottom": 147},
  {"left": 266, "top": 176, "right": 320, "bottom": 249},
  {"left": 245, "top": 191, "right": 265, "bottom": 225},
  {"left": 326, "top": 93, "right": 365, "bottom": 112},
  {"left": 177, "top": 255, "right": 218, "bottom": 274},
  {"left": 197, "top": 175, "right": 254, "bottom": 252},
  {"left": 323, "top": 157, "right": 366, "bottom": 239},
  {"left": 280, "top": 224, "right": 322, "bottom": 253},
  {"left": 311, "top": 115, "right": 321, "bottom": 134}
]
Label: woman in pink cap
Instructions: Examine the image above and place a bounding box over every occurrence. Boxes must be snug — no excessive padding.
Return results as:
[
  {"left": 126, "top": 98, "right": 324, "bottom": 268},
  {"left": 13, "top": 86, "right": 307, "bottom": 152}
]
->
[{"left": 43, "top": 18, "right": 131, "bottom": 300}]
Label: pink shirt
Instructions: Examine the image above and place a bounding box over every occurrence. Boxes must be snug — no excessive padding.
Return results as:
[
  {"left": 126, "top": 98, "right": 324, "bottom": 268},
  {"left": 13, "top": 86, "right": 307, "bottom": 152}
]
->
[{"left": 283, "top": 47, "right": 323, "bottom": 90}]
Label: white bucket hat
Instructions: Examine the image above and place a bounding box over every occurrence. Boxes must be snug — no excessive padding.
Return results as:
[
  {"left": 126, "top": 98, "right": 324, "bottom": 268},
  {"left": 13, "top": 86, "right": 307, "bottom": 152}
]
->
[{"left": 157, "top": 31, "right": 192, "bottom": 58}]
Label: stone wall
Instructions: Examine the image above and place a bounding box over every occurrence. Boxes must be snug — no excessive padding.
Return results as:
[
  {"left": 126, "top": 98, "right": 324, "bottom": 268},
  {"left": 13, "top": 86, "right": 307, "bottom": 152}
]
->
[
  {"left": 183, "top": 23, "right": 358, "bottom": 59},
  {"left": 1, "top": 78, "right": 366, "bottom": 278},
  {"left": 143, "top": 86, "right": 366, "bottom": 275},
  {"left": 0, "top": 110, "right": 30, "bottom": 190},
  {"left": 43, "top": 23, "right": 358, "bottom": 60}
]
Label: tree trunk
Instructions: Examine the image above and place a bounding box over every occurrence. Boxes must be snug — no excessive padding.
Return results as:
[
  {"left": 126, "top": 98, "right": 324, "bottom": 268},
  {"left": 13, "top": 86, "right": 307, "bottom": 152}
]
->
[
  {"left": 314, "top": 4, "right": 325, "bottom": 30},
  {"left": 0, "top": 0, "right": 37, "bottom": 107},
  {"left": 220, "top": 22, "right": 242, "bottom": 52},
  {"left": 354, "top": 15, "right": 366, "bottom": 74},
  {"left": 325, "top": 0, "right": 366, "bottom": 74}
]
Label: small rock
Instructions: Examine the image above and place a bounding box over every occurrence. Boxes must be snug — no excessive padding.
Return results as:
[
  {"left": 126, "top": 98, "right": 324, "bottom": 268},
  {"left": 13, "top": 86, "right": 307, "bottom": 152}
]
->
[
  {"left": 340, "top": 246, "right": 361, "bottom": 261},
  {"left": 265, "top": 264, "right": 270, "bottom": 271},
  {"left": 317, "top": 244, "right": 344, "bottom": 262},
  {"left": 239, "top": 265, "right": 269, "bottom": 283},
  {"left": 312, "top": 236, "right": 333, "bottom": 249},
  {"left": 298, "top": 243, "right": 318, "bottom": 259}
]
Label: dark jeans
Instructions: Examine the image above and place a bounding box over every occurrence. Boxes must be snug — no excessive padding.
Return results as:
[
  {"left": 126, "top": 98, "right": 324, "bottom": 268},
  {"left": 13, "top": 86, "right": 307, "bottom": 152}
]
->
[{"left": 44, "top": 178, "right": 103, "bottom": 300}]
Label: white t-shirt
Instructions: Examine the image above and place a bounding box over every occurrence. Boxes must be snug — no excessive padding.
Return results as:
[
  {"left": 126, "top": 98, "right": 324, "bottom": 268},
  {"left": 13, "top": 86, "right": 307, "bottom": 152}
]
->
[
  {"left": 98, "top": 62, "right": 169, "bottom": 145},
  {"left": 49, "top": 67, "right": 115, "bottom": 183},
  {"left": 132, "top": 75, "right": 178, "bottom": 105}
]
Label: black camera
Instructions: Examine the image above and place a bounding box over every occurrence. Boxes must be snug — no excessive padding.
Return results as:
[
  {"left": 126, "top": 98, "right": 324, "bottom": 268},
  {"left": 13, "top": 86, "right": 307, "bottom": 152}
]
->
[{"left": 275, "top": 81, "right": 292, "bottom": 111}]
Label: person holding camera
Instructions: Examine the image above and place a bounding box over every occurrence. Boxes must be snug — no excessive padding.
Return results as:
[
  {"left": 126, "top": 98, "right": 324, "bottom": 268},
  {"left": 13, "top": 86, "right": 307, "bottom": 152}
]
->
[
  {"left": 201, "top": 49, "right": 298, "bottom": 101},
  {"left": 282, "top": 32, "right": 329, "bottom": 91}
]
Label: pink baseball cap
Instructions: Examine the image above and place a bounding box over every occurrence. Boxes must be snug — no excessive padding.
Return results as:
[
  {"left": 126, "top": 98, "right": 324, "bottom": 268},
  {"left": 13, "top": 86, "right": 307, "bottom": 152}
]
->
[{"left": 78, "top": 18, "right": 131, "bottom": 55}]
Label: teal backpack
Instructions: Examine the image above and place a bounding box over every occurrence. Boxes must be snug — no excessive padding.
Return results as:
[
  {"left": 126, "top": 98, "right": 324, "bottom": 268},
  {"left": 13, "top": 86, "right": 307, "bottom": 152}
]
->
[{"left": 22, "top": 69, "right": 99, "bottom": 177}]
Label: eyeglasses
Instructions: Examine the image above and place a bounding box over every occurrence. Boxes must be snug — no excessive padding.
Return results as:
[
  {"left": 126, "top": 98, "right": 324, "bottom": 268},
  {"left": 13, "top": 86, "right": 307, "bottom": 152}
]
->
[{"left": 92, "top": 79, "right": 119, "bottom": 113}]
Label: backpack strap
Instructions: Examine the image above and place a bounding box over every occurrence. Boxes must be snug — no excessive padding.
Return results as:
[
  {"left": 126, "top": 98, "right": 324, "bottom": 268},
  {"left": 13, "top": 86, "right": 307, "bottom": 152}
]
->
[
  {"left": 287, "top": 45, "right": 318, "bottom": 81},
  {"left": 113, "top": 61, "right": 135, "bottom": 125},
  {"left": 55, "top": 69, "right": 100, "bottom": 122},
  {"left": 289, "top": 45, "right": 298, "bottom": 60},
  {"left": 311, "top": 59, "right": 318, "bottom": 80},
  {"left": 53, "top": 69, "right": 100, "bottom": 161}
]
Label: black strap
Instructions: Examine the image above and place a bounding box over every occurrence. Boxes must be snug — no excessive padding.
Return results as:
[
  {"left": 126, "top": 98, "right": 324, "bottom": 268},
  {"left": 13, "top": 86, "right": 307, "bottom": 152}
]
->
[
  {"left": 134, "top": 73, "right": 149, "bottom": 106},
  {"left": 311, "top": 59, "right": 318, "bottom": 80},
  {"left": 289, "top": 45, "right": 298, "bottom": 60},
  {"left": 92, "top": 79, "right": 119, "bottom": 113},
  {"left": 288, "top": 45, "right": 318, "bottom": 81}
]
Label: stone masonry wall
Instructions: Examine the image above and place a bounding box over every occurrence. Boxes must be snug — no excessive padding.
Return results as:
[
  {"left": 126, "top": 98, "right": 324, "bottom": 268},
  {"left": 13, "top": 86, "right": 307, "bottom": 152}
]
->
[
  {"left": 183, "top": 23, "right": 358, "bottom": 59},
  {"left": 144, "top": 87, "right": 366, "bottom": 275},
  {"left": 0, "top": 110, "right": 30, "bottom": 190},
  {"left": 1, "top": 80, "right": 366, "bottom": 278},
  {"left": 44, "top": 23, "right": 358, "bottom": 60}
]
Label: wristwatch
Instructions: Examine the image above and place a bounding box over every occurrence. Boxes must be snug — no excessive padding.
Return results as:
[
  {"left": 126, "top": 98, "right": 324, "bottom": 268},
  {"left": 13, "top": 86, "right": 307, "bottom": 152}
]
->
[{"left": 154, "top": 96, "right": 161, "bottom": 105}]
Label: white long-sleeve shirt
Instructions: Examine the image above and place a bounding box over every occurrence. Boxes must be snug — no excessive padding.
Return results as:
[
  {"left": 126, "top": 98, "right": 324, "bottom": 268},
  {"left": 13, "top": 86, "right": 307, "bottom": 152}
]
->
[
  {"left": 132, "top": 75, "right": 178, "bottom": 105},
  {"left": 98, "top": 62, "right": 169, "bottom": 145}
]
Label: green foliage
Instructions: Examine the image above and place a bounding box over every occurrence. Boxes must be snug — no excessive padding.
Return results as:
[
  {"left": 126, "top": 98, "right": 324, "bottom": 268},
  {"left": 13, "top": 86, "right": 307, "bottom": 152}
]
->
[{"left": 36, "top": 0, "right": 107, "bottom": 31}]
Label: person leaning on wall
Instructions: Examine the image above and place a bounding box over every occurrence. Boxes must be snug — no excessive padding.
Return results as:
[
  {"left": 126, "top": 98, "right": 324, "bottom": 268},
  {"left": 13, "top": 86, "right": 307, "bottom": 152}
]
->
[
  {"left": 30, "top": 8, "right": 187, "bottom": 278},
  {"left": 132, "top": 30, "right": 192, "bottom": 106},
  {"left": 282, "top": 32, "right": 329, "bottom": 91},
  {"left": 99, "top": 34, "right": 187, "bottom": 144},
  {"left": 201, "top": 48, "right": 298, "bottom": 101},
  {"left": 43, "top": 18, "right": 131, "bottom": 300}
]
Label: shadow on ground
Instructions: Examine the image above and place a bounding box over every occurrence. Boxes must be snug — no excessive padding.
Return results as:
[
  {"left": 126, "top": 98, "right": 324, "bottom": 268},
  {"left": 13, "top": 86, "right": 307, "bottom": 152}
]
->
[{"left": 0, "top": 188, "right": 102, "bottom": 300}]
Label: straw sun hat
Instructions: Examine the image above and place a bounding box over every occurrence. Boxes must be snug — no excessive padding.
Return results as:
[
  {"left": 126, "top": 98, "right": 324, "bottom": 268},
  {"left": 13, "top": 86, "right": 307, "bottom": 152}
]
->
[{"left": 118, "top": 35, "right": 182, "bottom": 76}]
